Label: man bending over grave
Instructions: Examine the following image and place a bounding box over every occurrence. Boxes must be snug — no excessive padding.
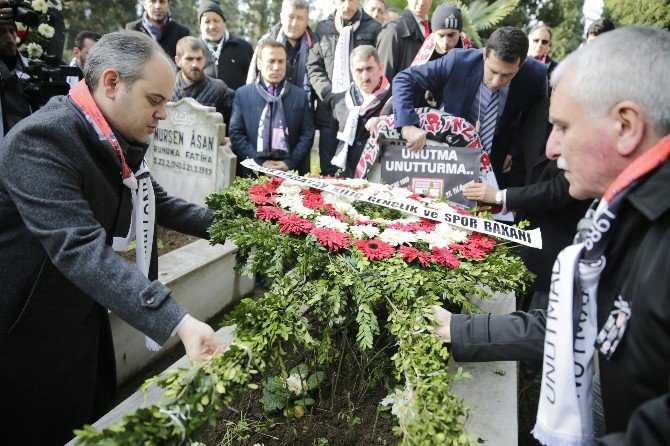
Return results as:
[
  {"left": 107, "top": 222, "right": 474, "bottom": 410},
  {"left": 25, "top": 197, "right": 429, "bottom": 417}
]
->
[
  {"left": 172, "top": 36, "right": 235, "bottom": 118},
  {"left": 331, "top": 45, "right": 390, "bottom": 178},
  {"left": 0, "top": 30, "right": 227, "bottom": 444},
  {"left": 229, "top": 39, "right": 314, "bottom": 178}
]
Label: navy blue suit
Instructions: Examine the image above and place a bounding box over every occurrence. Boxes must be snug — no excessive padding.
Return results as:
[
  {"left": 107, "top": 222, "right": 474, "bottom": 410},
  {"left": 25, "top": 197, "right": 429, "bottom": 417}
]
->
[
  {"left": 229, "top": 81, "right": 315, "bottom": 177},
  {"left": 392, "top": 48, "right": 547, "bottom": 185}
]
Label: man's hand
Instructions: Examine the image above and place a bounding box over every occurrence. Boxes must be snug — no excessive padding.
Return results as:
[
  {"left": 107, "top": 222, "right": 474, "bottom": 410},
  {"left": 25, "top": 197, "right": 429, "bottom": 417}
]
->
[
  {"left": 503, "top": 154, "right": 513, "bottom": 173},
  {"left": 432, "top": 305, "right": 452, "bottom": 343},
  {"left": 463, "top": 182, "right": 499, "bottom": 204},
  {"left": 365, "top": 116, "right": 384, "bottom": 132},
  {"left": 177, "top": 317, "right": 229, "bottom": 363},
  {"left": 262, "top": 160, "right": 289, "bottom": 171},
  {"left": 401, "top": 125, "right": 427, "bottom": 152}
]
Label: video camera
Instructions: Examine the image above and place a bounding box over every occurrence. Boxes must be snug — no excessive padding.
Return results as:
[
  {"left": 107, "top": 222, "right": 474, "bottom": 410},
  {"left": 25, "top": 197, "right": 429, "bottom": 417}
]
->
[
  {"left": 0, "top": 0, "right": 80, "bottom": 108},
  {"left": 1, "top": 0, "right": 39, "bottom": 27}
]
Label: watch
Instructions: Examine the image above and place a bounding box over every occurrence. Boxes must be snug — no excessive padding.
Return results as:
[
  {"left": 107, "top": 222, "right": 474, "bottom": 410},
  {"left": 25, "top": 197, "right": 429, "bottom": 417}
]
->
[{"left": 494, "top": 190, "right": 503, "bottom": 205}]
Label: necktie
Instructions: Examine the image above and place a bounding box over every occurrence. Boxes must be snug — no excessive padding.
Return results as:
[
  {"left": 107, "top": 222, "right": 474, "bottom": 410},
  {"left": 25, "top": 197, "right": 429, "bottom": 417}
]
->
[
  {"left": 421, "top": 20, "right": 431, "bottom": 39},
  {"left": 269, "top": 84, "right": 276, "bottom": 96},
  {"left": 479, "top": 89, "right": 499, "bottom": 154}
]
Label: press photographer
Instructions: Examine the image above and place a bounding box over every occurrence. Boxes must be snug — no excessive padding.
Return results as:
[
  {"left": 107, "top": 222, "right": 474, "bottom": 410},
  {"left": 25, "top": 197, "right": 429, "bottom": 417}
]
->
[
  {"left": 0, "top": 1, "right": 74, "bottom": 140},
  {"left": 0, "top": 8, "right": 32, "bottom": 140}
]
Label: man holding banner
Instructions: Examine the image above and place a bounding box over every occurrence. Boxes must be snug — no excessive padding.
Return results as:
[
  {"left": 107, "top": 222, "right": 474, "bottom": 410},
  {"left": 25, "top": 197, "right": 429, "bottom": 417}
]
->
[
  {"left": 331, "top": 45, "right": 391, "bottom": 178},
  {"left": 434, "top": 26, "right": 670, "bottom": 445}
]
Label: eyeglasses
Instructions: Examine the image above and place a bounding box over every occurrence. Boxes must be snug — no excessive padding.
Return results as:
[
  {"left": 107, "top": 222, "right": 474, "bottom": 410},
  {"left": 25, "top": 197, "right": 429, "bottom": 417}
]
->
[{"left": 532, "top": 38, "right": 551, "bottom": 45}]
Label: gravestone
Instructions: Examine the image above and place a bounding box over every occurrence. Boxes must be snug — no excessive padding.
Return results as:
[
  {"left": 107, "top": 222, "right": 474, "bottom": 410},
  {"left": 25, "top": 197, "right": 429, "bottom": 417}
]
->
[{"left": 147, "top": 98, "right": 236, "bottom": 206}]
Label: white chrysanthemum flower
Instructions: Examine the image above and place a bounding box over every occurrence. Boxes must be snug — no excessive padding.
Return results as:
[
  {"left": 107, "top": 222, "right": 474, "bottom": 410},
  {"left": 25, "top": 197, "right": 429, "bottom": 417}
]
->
[
  {"left": 355, "top": 214, "right": 370, "bottom": 221},
  {"left": 275, "top": 193, "right": 302, "bottom": 210},
  {"left": 31, "top": 0, "right": 49, "bottom": 14},
  {"left": 434, "top": 222, "right": 468, "bottom": 243},
  {"left": 285, "top": 374, "right": 307, "bottom": 396},
  {"left": 38, "top": 23, "right": 55, "bottom": 39},
  {"left": 389, "top": 187, "right": 414, "bottom": 199},
  {"left": 350, "top": 224, "right": 380, "bottom": 239},
  {"left": 25, "top": 42, "right": 43, "bottom": 58},
  {"left": 426, "top": 201, "right": 457, "bottom": 213},
  {"left": 290, "top": 204, "right": 315, "bottom": 217},
  {"left": 379, "top": 228, "right": 417, "bottom": 246},
  {"left": 417, "top": 230, "right": 451, "bottom": 249},
  {"left": 314, "top": 215, "right": 348, "bottom": 232},
  {"left": 46, "top": 0, "right": 62, "bottom": 11},
  {"left": 276, "top": 183, "right": 304, "bottom": 196},
  {"left": 361, "top": 182, "right": 389, "bottom": 194}
]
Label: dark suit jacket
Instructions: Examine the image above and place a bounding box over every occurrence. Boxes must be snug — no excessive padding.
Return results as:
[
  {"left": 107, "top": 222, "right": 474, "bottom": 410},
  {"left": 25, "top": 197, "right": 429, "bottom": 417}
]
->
[
  {"left": 202, "top": 34, "right": 254, "bottom": 91},
  {"left": 125, "top": 17, "right": 190, "bottom": 59},
  {"left": 229, "top": 81, "right": 315, "bottom": 177},
  {"left": 376, "top": 8, "right": 426, "bottom": 83},
  {"left": 392, "top": 48, "right": 548, "bottom": 185}
]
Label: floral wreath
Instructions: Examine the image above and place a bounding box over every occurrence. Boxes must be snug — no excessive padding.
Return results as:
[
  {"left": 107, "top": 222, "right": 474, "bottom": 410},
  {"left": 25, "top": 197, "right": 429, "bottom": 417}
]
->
[
  {"left": 15, "top": 0, "right": 61, "bottom": 60},
  {"left": 248, "top": 174, "right": 497, "bottom": 268}
]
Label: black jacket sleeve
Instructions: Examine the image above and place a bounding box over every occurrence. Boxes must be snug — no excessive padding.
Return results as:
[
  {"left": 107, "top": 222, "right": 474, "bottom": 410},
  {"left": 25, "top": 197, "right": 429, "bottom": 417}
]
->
[{"left": 451, "top": 310, "right": 547, "bottom": 362}]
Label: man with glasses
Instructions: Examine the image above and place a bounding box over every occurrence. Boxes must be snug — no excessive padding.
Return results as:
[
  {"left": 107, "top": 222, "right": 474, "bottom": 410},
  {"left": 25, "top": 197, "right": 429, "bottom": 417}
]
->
[
  {"left": 392, "top": 26, "right": 548, "bottom": 187},
  {"left": 528, "top": 24, "right": 557, "bottom": 78}
]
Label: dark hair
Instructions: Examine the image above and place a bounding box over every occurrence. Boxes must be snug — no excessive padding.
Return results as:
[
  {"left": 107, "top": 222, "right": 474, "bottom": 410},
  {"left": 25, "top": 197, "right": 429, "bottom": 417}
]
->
[
  {"left": 486, "top": 26, "right": 529, "bottom": 64},
  {"left": 587, "top": 18, "right": 615, "bottom": 37},
  {"left": 74, "top": 30, "right": 102, "bottom": 50},
  {"left": 256, "top": 39, "right": 287, "bottom": 59}
]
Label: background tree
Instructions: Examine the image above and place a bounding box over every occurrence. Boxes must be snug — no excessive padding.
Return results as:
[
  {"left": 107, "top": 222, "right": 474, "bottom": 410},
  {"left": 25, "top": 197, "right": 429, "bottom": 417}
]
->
[{"left": 604, "top": 0, "right": 670, "bottom": 30}]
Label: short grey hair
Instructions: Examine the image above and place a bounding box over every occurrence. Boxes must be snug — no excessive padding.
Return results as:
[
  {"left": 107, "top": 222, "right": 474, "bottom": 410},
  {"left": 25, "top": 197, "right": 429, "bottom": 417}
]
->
[
  {"left": 350, "top": 45, "right": 380, "bottom": 65},
  {"left": 281, "top": 0, "right": 309, "bottom": 11},
  {"left": 551, "top": 26, "right": 670, "bottom": 136},
  {"left": 84, "top": 30, "right": 174, "bottom": 92}
]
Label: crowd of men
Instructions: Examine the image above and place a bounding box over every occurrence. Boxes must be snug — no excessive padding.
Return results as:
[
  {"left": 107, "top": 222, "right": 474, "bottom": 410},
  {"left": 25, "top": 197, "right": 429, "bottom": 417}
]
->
[{"left": 0, "top": 0, "right": 668, "bottom": 445}]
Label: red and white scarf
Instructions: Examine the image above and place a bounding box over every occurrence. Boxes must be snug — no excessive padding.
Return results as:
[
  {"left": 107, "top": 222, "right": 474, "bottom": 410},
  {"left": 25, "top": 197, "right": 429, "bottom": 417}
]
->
[
  {"left": 67, "top": 80, "right": 159, "bottom": 351},
  {"left": 332, "top": 7, "right": 362, "bottom": 95},
  {"left": 332, "top": 76, "right": 390, "bottom": 169},
  {"left": 533, "top": 135, "right": 670, "bottom": 446},
  {"left": 410, "top": 31, "right": 473, "bottom": 67}
]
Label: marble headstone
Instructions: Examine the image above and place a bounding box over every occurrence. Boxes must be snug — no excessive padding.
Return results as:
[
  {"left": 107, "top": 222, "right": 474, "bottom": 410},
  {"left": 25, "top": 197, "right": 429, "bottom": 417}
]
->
[{"left": 147, "top": 97, "right": 236, "bottom": 206}]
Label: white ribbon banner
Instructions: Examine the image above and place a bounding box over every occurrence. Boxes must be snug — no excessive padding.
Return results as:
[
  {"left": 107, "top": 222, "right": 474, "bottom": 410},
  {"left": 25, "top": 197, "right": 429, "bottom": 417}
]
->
[{"left": 241, "top": 159, "right": 542, "bottom": 249}]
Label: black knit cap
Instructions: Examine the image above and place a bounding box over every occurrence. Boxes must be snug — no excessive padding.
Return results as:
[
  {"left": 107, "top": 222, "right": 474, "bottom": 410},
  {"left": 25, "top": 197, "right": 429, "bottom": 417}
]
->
[
  {"left": 431, "top": 4, "right": 463, "bottom": 32},
  {"left": 197, "top": 0, "right": 226, "bottom": 23}
]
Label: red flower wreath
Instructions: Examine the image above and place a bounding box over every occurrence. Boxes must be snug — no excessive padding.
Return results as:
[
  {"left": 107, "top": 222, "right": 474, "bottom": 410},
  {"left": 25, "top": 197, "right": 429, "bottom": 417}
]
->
[
  {"left": 431, "top": 247, "right": 461, "bottom": 269},
  {"left": 354, "top": 239, "right": 396, "bottom": 260},
  {"left": 278, "top": 213, "right": 314, "bottom": 235},
  {"left": 311, "top": 228, "right": 350, "bottom": 252}
]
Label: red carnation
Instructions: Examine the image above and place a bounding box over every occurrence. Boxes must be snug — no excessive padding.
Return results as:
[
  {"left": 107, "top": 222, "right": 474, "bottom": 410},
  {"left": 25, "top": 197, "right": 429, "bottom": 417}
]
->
[
  {"left": 301, "top": 189, "right": 326, "bottom": 210},
  {"left": 278, "top": 212, "right": 314, "bottom": 235},
  {"left": 431, "top": 247, "right": 461, "bottom": 269},
  {"left": 468, "top": 233, "right": 497, "bottom": 251},
  {"left": 398, "top": 246, "right": 431, "bottom": 267},
  {"left": 354, "top": 219, "right": 380, "bottom": 226},
  {"left": 248, "top": 183, "right": 277, "bottom": 205},
  {"left": 354, "top": 239, "right": 395, "bottom": 260},
  {"left": 311, "top": 228, "right": 350, "bottom": 252},
  {"left": 325, "top": 204, "right": 350, "bottom": 222},
  {"left": 256, "top": 206, "right": 285, "bottom": 221}
]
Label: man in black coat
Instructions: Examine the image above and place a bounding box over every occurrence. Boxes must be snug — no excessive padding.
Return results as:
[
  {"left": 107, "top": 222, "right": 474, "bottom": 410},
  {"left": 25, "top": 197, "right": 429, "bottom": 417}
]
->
[
  {"left": 172, "top": 36, "right": 234, "bottom": 119},
  {"left": 376, "top": 0, "right": 433, "bottom": 83},
  {"left": 0, "top": 31, "right": 226, "bottom": 445},
  {"left": 230, "top": 40, "right": 314, "bottom": 178},
  {"left": 198, "top": 0, "right": 253, "bottom": 92},
  {"left": 331, "top": 45, "right": 390, "bottom": 178},
  {"left": 306, "top": 0, "right": 381, "bottom": 176},
  {"left": 434, "top": 26, "right": 670, "bottom": 445},
  {"left": 125, "top": 0, "right": 190, "bottom": 59}
]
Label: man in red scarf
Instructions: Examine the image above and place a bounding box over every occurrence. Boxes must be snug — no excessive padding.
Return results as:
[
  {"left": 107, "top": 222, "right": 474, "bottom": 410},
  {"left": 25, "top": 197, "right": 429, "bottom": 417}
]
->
[{"left": 0, "top": 30, "right": 225, "bottom": 444}]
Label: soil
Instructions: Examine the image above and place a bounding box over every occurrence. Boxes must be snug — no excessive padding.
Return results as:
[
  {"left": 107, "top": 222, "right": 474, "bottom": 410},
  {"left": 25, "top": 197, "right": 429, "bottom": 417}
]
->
[
  {"left": 201, "top": 342, "right": 400, "bottom": 446},
  {"left": 118, "top": 226, "right": 200, "bottom": 262}
]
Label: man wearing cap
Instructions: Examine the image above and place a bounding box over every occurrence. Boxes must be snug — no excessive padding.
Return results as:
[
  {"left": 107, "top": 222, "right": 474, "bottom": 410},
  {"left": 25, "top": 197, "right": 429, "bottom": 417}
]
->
[
  {"left": 393, "top": 27, "right": 548, "bottom": 187},
  {"left": 230, "top": 40, "right": 314, "bottom": 178},
  {"left": 126, "top": 0, "right": 189, "bottom": 59},
  {"left": 375, "top": 0, "right": 433, "bottom": 83},
  {"left": 0, "top": 15, "right": 32, "bottom": 140},
  {"left": 198, "top": 0, "right": 253, "bottom": 92}
]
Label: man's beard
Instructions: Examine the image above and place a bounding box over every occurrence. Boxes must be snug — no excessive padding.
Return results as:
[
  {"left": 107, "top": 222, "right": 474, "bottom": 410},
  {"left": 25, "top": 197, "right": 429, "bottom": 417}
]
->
[{"left": 184, "top": 69, "right": 203, "bottom": 83}]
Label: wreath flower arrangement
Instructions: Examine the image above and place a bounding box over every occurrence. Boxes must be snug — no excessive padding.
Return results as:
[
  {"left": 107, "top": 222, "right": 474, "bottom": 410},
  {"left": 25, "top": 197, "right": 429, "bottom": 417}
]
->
[{"left": 74, "top": 173, "right": 534, "bottom": 445}]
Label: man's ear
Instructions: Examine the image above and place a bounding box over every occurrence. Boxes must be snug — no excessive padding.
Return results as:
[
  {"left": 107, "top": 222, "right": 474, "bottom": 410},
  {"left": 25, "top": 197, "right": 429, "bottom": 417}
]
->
[
  {"left": 174, "top": 55, "right": 180, "bottom": 67},
  {"left": 100, "top": 68, "right": 121, "bottom": 100},
  {"left": 73, "top": 47, "right": 80, "bottom": 58},
  {"left": 482, "top": 47, "right": 487, "bottom": 61},
  {"left": 612, "top": 101, "right": 645, "bottom": 157},
  {"left": 256, "top": 55, "right": 263, "bottom": 71}
]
